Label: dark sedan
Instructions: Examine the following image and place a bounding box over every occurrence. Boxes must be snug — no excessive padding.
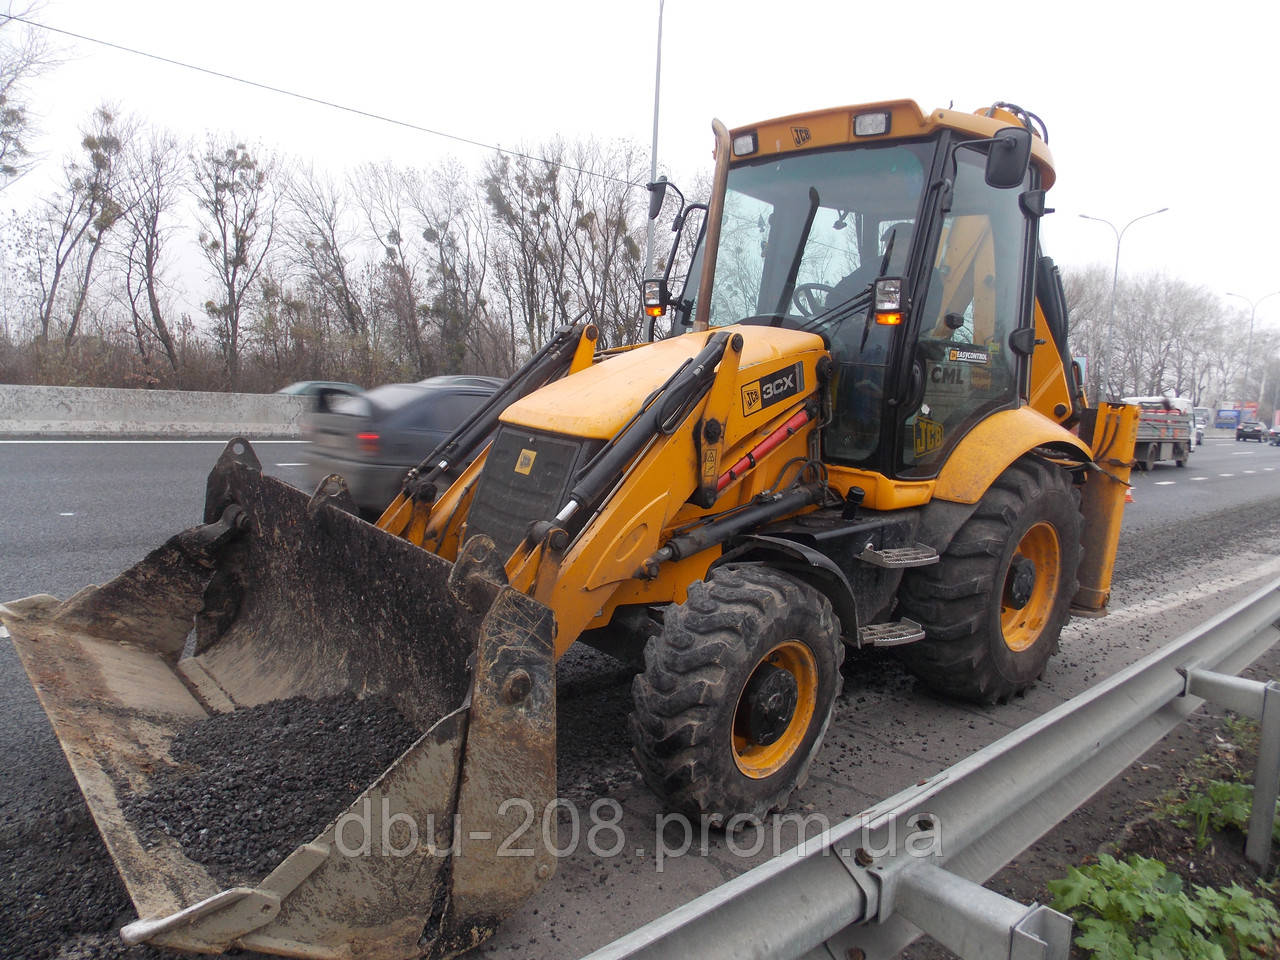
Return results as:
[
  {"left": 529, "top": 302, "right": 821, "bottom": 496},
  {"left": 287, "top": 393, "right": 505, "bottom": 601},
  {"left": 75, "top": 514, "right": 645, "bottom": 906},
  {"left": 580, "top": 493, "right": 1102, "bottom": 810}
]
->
[
  {"left": 1236, "top": 419, "right": 1268, "bottom": 442},
  {"left": 303, "top": 375, "right": 504, "bottom": 516}
]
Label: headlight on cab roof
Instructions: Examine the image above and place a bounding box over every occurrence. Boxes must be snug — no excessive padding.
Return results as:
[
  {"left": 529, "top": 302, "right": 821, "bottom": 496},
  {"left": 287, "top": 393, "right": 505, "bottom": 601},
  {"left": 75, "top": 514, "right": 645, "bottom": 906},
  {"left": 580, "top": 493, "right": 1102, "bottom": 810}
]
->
[
  {"left": 732, "top": 132, "right": 757, "bottom": 156},
  {"left": 854, "top": 111, "right": 891, "bottom": 137}
]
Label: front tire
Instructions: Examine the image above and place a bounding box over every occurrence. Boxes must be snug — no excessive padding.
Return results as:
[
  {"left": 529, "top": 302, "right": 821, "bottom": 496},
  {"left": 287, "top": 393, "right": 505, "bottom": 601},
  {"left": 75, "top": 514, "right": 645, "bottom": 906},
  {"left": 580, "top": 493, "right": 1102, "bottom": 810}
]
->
[
  {"left": 898, "top": 456, "right": 1082, "bottom": 703},
  {"left": 629, "top": 565, "right": 844, "bottom": 825}
]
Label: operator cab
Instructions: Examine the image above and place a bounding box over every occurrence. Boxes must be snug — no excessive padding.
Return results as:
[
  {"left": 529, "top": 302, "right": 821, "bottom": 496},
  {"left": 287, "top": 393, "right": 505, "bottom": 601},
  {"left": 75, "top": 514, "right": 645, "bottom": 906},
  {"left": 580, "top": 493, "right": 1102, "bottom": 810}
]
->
[{"left": 662, "top": 102, "right": 1044, "bottom": 483}]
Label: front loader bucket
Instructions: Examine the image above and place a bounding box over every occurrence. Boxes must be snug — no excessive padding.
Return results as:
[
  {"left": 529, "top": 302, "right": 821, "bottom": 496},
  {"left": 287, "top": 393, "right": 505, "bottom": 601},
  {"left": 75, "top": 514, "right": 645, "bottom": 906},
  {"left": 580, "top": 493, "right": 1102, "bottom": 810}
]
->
[{"left": 1, "top": 438, "right": 557, "bottom": 960}]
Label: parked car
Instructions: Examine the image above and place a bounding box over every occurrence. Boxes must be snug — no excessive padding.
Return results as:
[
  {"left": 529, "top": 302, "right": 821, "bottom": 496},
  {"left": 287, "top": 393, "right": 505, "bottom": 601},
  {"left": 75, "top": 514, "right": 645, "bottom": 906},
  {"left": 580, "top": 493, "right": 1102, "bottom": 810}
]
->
[
  {"left": 303, "top": 375, "right": 504, "bottom": 516},
  {"left": 1236, "top": 419, "right": 1268, "bottom": 442}
]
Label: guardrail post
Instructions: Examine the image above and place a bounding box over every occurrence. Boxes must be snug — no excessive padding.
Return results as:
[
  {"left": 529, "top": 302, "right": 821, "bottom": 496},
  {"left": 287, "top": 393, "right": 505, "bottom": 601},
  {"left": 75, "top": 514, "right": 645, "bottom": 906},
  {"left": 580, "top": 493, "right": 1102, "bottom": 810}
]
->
[
  {"left": 1247, "top": 681, "right": 1280, "bottom": 869},
  {"left": 1181, "top": 667, "right": 1280, "bottom": 870},
  {"left": 876, "top": 863, "right": 1072, "bottom": 960}
]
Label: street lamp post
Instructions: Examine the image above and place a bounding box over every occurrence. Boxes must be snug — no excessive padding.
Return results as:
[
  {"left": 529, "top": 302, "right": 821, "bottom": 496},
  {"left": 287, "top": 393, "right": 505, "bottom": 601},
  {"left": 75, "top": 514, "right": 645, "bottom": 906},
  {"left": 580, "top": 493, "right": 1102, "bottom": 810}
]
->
[
  {"left": 642, "top": 0, "right": 665, "bottom": 278},
  {"left": 1079, "top": 207, "right": 1169, "bottom": 399},
  {"left": 1224, "top": 290, "right": 1280, "bottom": 409}
]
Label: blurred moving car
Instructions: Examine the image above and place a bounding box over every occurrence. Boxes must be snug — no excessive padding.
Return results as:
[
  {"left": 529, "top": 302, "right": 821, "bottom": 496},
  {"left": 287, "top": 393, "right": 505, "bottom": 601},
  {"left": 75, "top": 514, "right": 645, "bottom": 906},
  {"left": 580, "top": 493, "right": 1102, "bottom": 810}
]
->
[
  {"left": 303, "top": 375, "right": 504, "bottom": 516},
  {"left": 1192, "top": 414, "right": 1205, "bottom": 446},
  {"left": 1270, "top": 425, "right": 1280, "bottom": 446},
  {"left": 278, "top": 380, "right": 364, "bottom": 401},
  {"left": 1236, "top": 419, "right": 1268, "bottom": 442}
]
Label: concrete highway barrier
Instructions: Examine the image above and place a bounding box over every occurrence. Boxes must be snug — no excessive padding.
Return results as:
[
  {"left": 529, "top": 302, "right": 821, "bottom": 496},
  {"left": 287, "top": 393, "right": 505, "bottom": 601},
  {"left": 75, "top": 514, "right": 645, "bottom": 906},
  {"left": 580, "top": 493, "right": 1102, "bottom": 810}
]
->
[{"left": 0, "top": 385, "right": 307, "bottom": 439}]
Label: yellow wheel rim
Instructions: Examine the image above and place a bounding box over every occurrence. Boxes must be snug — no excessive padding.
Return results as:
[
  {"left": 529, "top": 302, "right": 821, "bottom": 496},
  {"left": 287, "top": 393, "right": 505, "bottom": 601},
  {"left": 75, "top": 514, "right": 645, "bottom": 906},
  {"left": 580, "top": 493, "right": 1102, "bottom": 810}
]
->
[
  {"left": 1001, "top": 521, "right": 1060, "bottom": 653},
  {"left": 732, "top": 640, "right": 818, "bottom": 779}
]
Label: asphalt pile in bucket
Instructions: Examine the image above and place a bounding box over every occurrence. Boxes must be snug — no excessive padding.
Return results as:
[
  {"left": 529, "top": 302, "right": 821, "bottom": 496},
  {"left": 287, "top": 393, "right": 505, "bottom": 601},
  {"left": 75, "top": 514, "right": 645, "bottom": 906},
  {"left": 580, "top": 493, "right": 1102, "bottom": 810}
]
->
[{"left": 122, "top": 694, "right": 420, "bottom": 886}]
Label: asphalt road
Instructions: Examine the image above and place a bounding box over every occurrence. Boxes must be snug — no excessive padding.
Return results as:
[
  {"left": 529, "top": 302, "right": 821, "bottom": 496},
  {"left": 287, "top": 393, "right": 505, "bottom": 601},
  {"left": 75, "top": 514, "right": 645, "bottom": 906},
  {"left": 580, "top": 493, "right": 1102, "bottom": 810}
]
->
[{"left": 1, "top": 437, "right": 1278, "bottom": 959}]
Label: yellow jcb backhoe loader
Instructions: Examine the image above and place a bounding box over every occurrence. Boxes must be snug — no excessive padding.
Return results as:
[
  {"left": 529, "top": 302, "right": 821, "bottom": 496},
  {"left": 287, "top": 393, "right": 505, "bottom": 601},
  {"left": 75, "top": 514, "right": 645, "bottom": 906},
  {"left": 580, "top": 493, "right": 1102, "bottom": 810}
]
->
[{"left": 2, "top": 99, "right": 1138, "bottom": 959}]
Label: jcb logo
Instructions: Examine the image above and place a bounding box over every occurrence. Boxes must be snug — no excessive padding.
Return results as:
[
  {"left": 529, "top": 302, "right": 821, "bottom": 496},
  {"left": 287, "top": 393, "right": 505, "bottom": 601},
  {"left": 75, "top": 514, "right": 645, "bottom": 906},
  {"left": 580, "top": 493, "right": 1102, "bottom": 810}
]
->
[
  {"left": 514, "top": 449, "right": 537, "bottom": 475},
  {"left": 914, "top": 417, "right": 944, "bottom": 456},
  {"left": 791, "top": 126, "right": 811, "bottom": 146},
  {"left": 741, "top": 362, "right": 804, "bottom": 416}
]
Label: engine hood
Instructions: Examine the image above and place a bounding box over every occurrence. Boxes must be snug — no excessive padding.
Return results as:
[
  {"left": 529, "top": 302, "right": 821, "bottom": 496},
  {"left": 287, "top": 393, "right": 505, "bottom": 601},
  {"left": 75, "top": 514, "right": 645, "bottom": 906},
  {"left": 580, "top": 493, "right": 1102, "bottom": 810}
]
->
[{"left": 499, "top": 325, "right": 827, "bottom": 439}]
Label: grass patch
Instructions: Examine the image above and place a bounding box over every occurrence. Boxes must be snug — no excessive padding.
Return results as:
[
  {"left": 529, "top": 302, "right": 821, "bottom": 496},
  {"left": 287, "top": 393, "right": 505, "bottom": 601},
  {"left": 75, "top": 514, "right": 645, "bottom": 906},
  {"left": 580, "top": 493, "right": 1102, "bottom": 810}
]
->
[{"left": 1049, "top": 853, "right": 1279, "bottom": 959}]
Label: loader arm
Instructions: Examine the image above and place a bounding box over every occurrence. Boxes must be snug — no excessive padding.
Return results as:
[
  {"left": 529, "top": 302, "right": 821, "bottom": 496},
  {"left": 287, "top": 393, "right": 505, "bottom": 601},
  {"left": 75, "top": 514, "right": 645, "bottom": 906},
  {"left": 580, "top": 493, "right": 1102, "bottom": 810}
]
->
[{"left": 412, "top": 325, "right": 832, "bottom": 657}]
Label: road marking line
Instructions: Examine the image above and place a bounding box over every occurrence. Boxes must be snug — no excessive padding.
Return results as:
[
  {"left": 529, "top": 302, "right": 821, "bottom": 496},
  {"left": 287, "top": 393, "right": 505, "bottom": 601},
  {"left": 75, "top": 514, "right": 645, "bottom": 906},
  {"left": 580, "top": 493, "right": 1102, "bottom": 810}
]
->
[
  {"left": 1219, "top": 473, "right": 1235, "bottom": 477},
  {"left": 1191, "top": 476, "right": 1208, "bottom": 480},
  {"left": 1244, "top": 470, "right": 1257, "bottom": 474},
  {"left": 275, "top": 462, "right": 307, "bottom": 467},
  {"left": 59, "top": 512, "right": 74, "bottom": 516},
  {"left": 1154, "top": 481, "right": 1176, "bottom": 485}
]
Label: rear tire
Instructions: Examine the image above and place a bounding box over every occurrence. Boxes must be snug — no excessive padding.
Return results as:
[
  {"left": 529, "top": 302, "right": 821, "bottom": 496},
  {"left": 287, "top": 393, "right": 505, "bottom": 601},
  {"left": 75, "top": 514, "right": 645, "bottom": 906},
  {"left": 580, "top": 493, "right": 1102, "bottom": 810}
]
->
[
  {"left": 898, "top": 457, "right": 1082, "bottom": 703},
  {"left": 629, "top": 565, "right": 843, "bottom": 825}
]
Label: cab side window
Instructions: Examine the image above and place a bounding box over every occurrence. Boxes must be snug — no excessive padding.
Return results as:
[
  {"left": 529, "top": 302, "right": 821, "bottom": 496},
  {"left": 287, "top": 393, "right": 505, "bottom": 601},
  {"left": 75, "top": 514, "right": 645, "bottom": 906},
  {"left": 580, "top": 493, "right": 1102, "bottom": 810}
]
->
[{"left": 899, "top": 148, "right": 1029, "bottom": 476}]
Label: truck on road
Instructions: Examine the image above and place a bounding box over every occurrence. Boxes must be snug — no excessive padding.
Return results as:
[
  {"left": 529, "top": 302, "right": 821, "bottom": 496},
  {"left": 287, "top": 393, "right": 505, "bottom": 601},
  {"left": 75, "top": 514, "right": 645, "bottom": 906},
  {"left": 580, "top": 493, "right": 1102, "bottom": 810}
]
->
[{"left": 1124, "top": 396, "right": 1194, "bottom": 469}]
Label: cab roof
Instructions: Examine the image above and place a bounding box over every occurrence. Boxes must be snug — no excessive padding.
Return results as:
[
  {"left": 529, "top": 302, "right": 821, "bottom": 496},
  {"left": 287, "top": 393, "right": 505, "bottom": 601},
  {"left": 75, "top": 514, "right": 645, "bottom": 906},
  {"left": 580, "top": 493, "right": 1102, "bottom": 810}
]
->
[{"left": 727, "top": 99, "right": 1056, "bottom": 191}]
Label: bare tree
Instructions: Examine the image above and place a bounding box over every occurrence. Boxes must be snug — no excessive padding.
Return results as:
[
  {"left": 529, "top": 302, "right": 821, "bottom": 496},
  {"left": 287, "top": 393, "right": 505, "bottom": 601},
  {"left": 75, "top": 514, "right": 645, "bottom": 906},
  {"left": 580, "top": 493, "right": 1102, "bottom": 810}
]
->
[
  {"left": 285, "top": 166, "right": 368, "bottom": 340},
  {"left": 483, "top": 145, "right": 574, "bottom": 359},
  {"left": 559, "top": 139, "right": 646, "bottom": 348},
  {"left": 0, "top": 2, "right": 57, "bottom": 190},
  {"left": 404, "top": 159, "right": 499, "bottom": 374},
  {"left": 191, "top": 138, "right": 281, "bottom": 388},
  {"left": 116, "top": 127, "right": 184, "bottom": 376},
  {"left": 352, "top": 161, "right": 429, "bottom": 377},
  {"left": 33, "top": 106, "right": 128, "bottom": 348}
]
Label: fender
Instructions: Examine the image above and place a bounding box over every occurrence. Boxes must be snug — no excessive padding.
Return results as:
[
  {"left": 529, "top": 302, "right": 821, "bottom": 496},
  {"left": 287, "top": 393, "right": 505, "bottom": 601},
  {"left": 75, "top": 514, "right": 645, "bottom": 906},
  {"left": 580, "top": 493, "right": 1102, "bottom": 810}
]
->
[
  {"left": 713, "top": 534, "right": 860, "bottom": 639},
  {"left": 933, "top": 406, "right": 1091, "bottom": 505}
]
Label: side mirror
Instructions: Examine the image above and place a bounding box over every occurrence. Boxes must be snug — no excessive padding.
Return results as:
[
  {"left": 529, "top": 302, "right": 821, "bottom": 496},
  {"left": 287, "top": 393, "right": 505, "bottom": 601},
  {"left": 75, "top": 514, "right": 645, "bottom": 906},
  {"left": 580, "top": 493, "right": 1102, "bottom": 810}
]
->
[
  {"left": 642, "top": 277, "right": 670, "bottom": 319},
  {"left": 648, "top": 177, "right": 669, "bottom": 221},
  {"left": 873, "top": 277, "right": 907, "bottom": 326},
  {"left": 984, "top": 126, "right": 1032, "bottom": 189}
]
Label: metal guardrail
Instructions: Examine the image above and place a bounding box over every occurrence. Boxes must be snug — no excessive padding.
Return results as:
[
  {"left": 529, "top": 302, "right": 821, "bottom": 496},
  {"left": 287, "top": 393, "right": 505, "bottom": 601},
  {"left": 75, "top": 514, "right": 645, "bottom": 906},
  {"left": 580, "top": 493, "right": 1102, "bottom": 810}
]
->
[{"left": 581, "top": 577, "right": 1280, "bottom": 960}]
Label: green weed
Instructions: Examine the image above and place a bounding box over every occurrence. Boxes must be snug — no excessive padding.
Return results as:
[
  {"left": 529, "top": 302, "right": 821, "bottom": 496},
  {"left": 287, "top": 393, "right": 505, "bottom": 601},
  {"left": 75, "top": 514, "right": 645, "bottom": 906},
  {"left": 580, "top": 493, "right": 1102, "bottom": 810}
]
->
[
  {"left": 1049, "top": 853, "right": 1280, "bottom": 959},
  {"left": 1169, "top": 779, "right": 1280, "bottom": 850}
]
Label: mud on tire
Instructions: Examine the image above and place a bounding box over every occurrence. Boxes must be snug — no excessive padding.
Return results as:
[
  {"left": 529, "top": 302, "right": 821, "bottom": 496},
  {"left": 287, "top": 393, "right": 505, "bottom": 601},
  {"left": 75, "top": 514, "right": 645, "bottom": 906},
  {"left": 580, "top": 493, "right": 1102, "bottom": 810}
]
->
[
  {"left": 629, "top": 565, "right": 844, "bottom": 825},
  {"left": 897, "top": 456, "right": 1082, "bottom": 704}
]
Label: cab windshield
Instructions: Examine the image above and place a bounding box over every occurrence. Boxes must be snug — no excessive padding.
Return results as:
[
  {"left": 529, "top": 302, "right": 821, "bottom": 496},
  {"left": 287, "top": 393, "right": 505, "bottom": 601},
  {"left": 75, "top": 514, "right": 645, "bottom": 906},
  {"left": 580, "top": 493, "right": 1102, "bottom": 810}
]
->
[{"left": 688, "top": 141, "right": 934, "bottom": 331}]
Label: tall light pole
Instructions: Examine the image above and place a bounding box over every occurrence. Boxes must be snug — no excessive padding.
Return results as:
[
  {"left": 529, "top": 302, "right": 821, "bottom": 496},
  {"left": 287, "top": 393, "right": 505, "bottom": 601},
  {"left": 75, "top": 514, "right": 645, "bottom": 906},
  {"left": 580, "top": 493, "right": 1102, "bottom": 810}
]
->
[
  {"left": 1079, "top": 207, "right": 1168, "bottom": 399},
  {"left": 1224, "top": 290, "right": 1280, "bottom": 409},
  {"left": 642, "top": 0, "right": 665, "bottom": 278}
]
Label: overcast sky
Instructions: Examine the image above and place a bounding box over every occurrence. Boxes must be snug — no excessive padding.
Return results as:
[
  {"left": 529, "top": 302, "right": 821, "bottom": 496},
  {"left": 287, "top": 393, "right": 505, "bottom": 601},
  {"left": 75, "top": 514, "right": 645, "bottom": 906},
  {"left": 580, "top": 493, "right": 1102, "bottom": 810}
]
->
[{"left": 9, "top": 0, "right": 1280, "bottom": 325}]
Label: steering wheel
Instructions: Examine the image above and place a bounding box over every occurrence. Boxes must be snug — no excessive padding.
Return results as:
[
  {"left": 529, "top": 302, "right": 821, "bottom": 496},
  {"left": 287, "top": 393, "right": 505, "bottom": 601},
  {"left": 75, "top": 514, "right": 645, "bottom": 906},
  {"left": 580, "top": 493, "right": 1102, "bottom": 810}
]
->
[{"left": 792, "top": 282, "right": 834, "bottom": 317}]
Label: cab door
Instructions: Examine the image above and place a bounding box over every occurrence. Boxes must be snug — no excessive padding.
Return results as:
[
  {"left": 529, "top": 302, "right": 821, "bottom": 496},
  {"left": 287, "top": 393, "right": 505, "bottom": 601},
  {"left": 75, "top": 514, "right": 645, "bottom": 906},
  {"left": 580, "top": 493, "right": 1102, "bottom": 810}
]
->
[{"left": 898, "top": 146, "right": 1032, "bottom": 477}]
